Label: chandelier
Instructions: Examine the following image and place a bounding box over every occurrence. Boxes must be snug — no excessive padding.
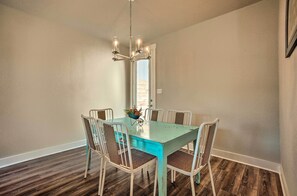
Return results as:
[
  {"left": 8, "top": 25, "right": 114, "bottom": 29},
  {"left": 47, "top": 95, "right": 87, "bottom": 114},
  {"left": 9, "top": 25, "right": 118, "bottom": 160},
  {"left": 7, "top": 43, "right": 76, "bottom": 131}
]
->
[{"left": 112, "top": 0, "right": 151, "bottom": 62}]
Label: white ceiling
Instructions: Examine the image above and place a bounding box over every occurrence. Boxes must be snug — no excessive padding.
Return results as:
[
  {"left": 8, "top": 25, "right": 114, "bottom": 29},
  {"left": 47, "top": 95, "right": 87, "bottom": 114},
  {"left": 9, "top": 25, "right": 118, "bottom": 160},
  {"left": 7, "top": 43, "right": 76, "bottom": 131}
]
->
[{"left": 0, "top": 0, "right": 262, "bottom": 45}]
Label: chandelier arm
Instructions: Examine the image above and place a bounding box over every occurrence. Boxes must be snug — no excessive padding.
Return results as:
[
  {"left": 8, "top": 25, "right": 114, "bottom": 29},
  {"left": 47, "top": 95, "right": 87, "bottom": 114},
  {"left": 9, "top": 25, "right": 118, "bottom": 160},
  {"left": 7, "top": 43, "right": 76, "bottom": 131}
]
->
[
  {"left": 116, "top": 53, "right": 130, "bottom": 59},
  {"left": 132, "top": 52, "right": 141, "bottom": 58},
  {"left": 113, "top": 58, "right": 126, "bottom": 61},
  {"left": 134, "top": 56, "right": 150, "bottom": 61}
]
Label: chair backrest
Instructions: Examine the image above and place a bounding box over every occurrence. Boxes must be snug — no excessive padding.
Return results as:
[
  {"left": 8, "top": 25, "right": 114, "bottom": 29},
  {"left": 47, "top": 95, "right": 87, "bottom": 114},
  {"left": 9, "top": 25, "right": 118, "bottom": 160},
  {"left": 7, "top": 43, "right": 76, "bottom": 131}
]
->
[
  {"left": 192, "top": 118, "right": 219, "bottom": 172},
  {"left": 99, "top": 121, "right": 133, "bottom": 169},
  {"left": 144, "top": 108, "right": 164, "bottom": 121},
  {"left": 89, "top": 108, "right": 113, "bottom": 120},
  {"left": 165, "top": 110, "right": 192, "bottom": 125},
  {"left": 81, "top": 115, "right": 101, "bottom": 152}
]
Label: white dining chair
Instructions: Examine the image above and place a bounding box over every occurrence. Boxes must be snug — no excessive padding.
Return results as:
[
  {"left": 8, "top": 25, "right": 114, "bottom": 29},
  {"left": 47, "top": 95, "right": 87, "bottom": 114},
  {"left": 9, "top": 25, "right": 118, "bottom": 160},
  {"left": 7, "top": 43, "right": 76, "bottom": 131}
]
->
[
  {"left": 165, "top": 109, "right": 192, "bottom": 151},
  {"left": 165, "top": 109, "right": 192, "bottom": 125},
  {"left": 97, "top": 120, "right": 158, "bottom": 196},
  {"left": 167, "top": 118, "right": 219, "bottom": 196},
  {"left": 144, "top": 108, "right": 164, "bottom": 121},
  {"left": 85, "top": 108, "right": 114, "bottom": 174},
  {"left": 165, "top": 110, "right": 193, "bottom": 182},
  {"left": 89, "top": 108, "right": 113, "bottom": 120},
  {"left": 81, "top": 115, "right": 104, "bottom": 195}
]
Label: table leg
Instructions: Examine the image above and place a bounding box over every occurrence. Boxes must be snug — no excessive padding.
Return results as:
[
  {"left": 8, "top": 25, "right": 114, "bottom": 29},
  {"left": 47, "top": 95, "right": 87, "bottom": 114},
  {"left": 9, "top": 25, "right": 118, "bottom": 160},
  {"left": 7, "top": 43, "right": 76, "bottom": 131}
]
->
[
  {"left": 195, "top": 172, "right": 201, "bottom": 184},
  {"left": 192, "top": 140, "right": 200, "bottom": 184},
  {"left": 157, "top": 155, "right": 167, "bottom": 196}
]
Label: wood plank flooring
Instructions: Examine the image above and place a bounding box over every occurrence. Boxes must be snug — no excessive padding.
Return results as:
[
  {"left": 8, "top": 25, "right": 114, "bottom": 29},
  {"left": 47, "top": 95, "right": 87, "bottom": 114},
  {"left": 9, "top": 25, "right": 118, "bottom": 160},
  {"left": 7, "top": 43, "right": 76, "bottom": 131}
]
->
[{"left": 0, "top": 147, "right": 283, "bottom": 196}]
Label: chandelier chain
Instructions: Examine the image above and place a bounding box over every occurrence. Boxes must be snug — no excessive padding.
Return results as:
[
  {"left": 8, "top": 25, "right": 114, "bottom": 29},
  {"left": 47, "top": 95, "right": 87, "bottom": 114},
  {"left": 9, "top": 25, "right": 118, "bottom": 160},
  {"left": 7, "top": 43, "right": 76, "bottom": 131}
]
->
[{"left": 129, "top": 0, "right": 132, "bottom": 56}]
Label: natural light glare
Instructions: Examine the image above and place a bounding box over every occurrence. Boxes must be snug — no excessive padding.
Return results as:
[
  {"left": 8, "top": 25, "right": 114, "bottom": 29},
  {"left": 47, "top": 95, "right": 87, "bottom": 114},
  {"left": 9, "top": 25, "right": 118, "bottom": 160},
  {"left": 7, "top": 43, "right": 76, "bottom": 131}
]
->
[{"left": 136, "top": 60, "right": 149, "bottom": 110}]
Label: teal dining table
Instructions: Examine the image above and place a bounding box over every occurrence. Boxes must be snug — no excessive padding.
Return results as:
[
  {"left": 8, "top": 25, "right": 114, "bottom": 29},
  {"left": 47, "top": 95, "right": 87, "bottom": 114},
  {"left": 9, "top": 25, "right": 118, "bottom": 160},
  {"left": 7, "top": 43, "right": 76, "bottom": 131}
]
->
[{"left": 109, "top": 117, "right": 199, "bottom": 196}]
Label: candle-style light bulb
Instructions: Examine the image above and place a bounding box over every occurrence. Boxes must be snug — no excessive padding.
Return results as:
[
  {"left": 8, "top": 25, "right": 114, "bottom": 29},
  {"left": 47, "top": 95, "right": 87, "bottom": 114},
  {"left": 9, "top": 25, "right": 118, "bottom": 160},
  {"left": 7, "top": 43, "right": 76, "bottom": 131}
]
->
[
  {"left": 145, "top": 46, "right": 151, "bottom": 58},
  {"left": 131, "top": 51, "right": 135, "bottom": 57},
  {"left": 136, "top": 38, "right": 142, "bottom": 52},
  {"left": 112, "top": 37, "right": 119, "bottom": 54},
  {"left": 114, "top": 40, "right": 118, "bottom": 47}
]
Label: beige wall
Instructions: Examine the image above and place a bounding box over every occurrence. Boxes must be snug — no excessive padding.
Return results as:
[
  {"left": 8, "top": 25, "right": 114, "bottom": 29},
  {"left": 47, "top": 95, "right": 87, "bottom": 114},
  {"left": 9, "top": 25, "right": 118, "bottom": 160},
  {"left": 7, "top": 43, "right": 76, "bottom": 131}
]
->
[
  {"left": 0, "top": 4, "right": 129, "bottom": 158},
  {"left": 153, "top": 0, "right": 280, "bottom": 162},
  {"left": 279, "top": 0, "right": 297, "bottom": 195}
]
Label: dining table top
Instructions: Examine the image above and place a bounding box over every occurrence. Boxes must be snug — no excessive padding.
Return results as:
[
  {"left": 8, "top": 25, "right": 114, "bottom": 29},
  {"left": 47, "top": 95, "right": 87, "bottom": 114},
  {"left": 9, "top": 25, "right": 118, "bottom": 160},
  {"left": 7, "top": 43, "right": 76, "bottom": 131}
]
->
[{"left": 108, "top": 117, "right": 199, "bottom": 144}]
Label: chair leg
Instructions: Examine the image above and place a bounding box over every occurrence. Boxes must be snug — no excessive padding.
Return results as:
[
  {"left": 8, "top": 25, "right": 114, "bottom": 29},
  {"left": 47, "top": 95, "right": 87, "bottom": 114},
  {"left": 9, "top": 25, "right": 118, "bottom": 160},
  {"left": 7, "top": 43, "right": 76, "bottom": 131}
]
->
[
  {"left": 130, "top": 173, "right": 134, "bottom": 196},
  {"left": 208, "top": 162, "right": 216, "bottom": 196},
  {"left": 88, "top": 148, "right": 92, "bottom": 169},
  {"left": 174, "top": 170, "right": 176, "bottom": 182},
  {"left": 147, "top": 165, "right": 150, "bottom": 178},
  {"left": 84, "top": 148, "right": 91, "bottom": 178},
  {"left": 100, "top": 161, "right": 107, "bottom": 196},
  {"left": 98, "top": 157, "right": 103, "bottom": 195},
  {"left": 153, "top": 161, "right": 158, "bottom": 196},
  {"left": 171, "top": 169, "right": 174, "bottom": 183},
  {"left": 187, "top": 143, "right": 190, "bottom": 153},
  {"left": 190, "top": 176, "right": 196, "bottom": 196}
]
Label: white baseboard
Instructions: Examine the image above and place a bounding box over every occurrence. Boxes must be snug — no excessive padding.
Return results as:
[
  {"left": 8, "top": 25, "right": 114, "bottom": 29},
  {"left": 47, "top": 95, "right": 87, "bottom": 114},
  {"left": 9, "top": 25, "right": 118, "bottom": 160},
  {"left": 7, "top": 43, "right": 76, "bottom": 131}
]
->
[
  {"left": 0, "top": 139, "right": 86, "bottom": 169},
  {"left": 279, "top": 166, "right": 290, "bottom": 196},
  {"left": 211, "top": 148, "right": 280, "bottom": 173}
]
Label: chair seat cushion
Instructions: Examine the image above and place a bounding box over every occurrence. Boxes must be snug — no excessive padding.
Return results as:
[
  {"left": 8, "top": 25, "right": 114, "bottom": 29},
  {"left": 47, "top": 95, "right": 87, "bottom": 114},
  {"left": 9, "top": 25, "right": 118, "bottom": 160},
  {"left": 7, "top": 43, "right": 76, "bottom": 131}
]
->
[
  {"left": 167, "top": 150, "right": 194, "bottom": 172},
  {"left": 131, "top": 149, "right": 156, "bottom": 169},
  {"left": 121, "top": 149, "right": 155, "bottom": 169}
]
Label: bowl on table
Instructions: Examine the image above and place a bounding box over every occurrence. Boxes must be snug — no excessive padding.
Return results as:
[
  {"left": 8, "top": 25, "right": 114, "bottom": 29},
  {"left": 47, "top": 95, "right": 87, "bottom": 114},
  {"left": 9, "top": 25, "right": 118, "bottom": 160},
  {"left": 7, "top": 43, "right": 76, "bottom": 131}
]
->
[{"left": 128, "top": 113, "right": 140, "bottom": 120}]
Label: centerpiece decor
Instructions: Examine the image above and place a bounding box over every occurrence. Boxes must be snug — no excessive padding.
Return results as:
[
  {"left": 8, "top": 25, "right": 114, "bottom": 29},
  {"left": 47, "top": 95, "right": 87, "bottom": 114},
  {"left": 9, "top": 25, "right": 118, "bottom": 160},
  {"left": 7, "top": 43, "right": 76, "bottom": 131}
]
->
[{"left": 125, "top": 107, "right": 144, "bottom": 126}]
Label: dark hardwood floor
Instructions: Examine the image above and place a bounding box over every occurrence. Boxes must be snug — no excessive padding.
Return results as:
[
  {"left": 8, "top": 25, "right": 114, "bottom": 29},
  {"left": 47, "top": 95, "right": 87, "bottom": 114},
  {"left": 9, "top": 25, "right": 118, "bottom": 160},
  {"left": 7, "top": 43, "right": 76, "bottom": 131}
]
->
[{"left": 0, "top": 147, "right": 283, "bottom": 196}]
